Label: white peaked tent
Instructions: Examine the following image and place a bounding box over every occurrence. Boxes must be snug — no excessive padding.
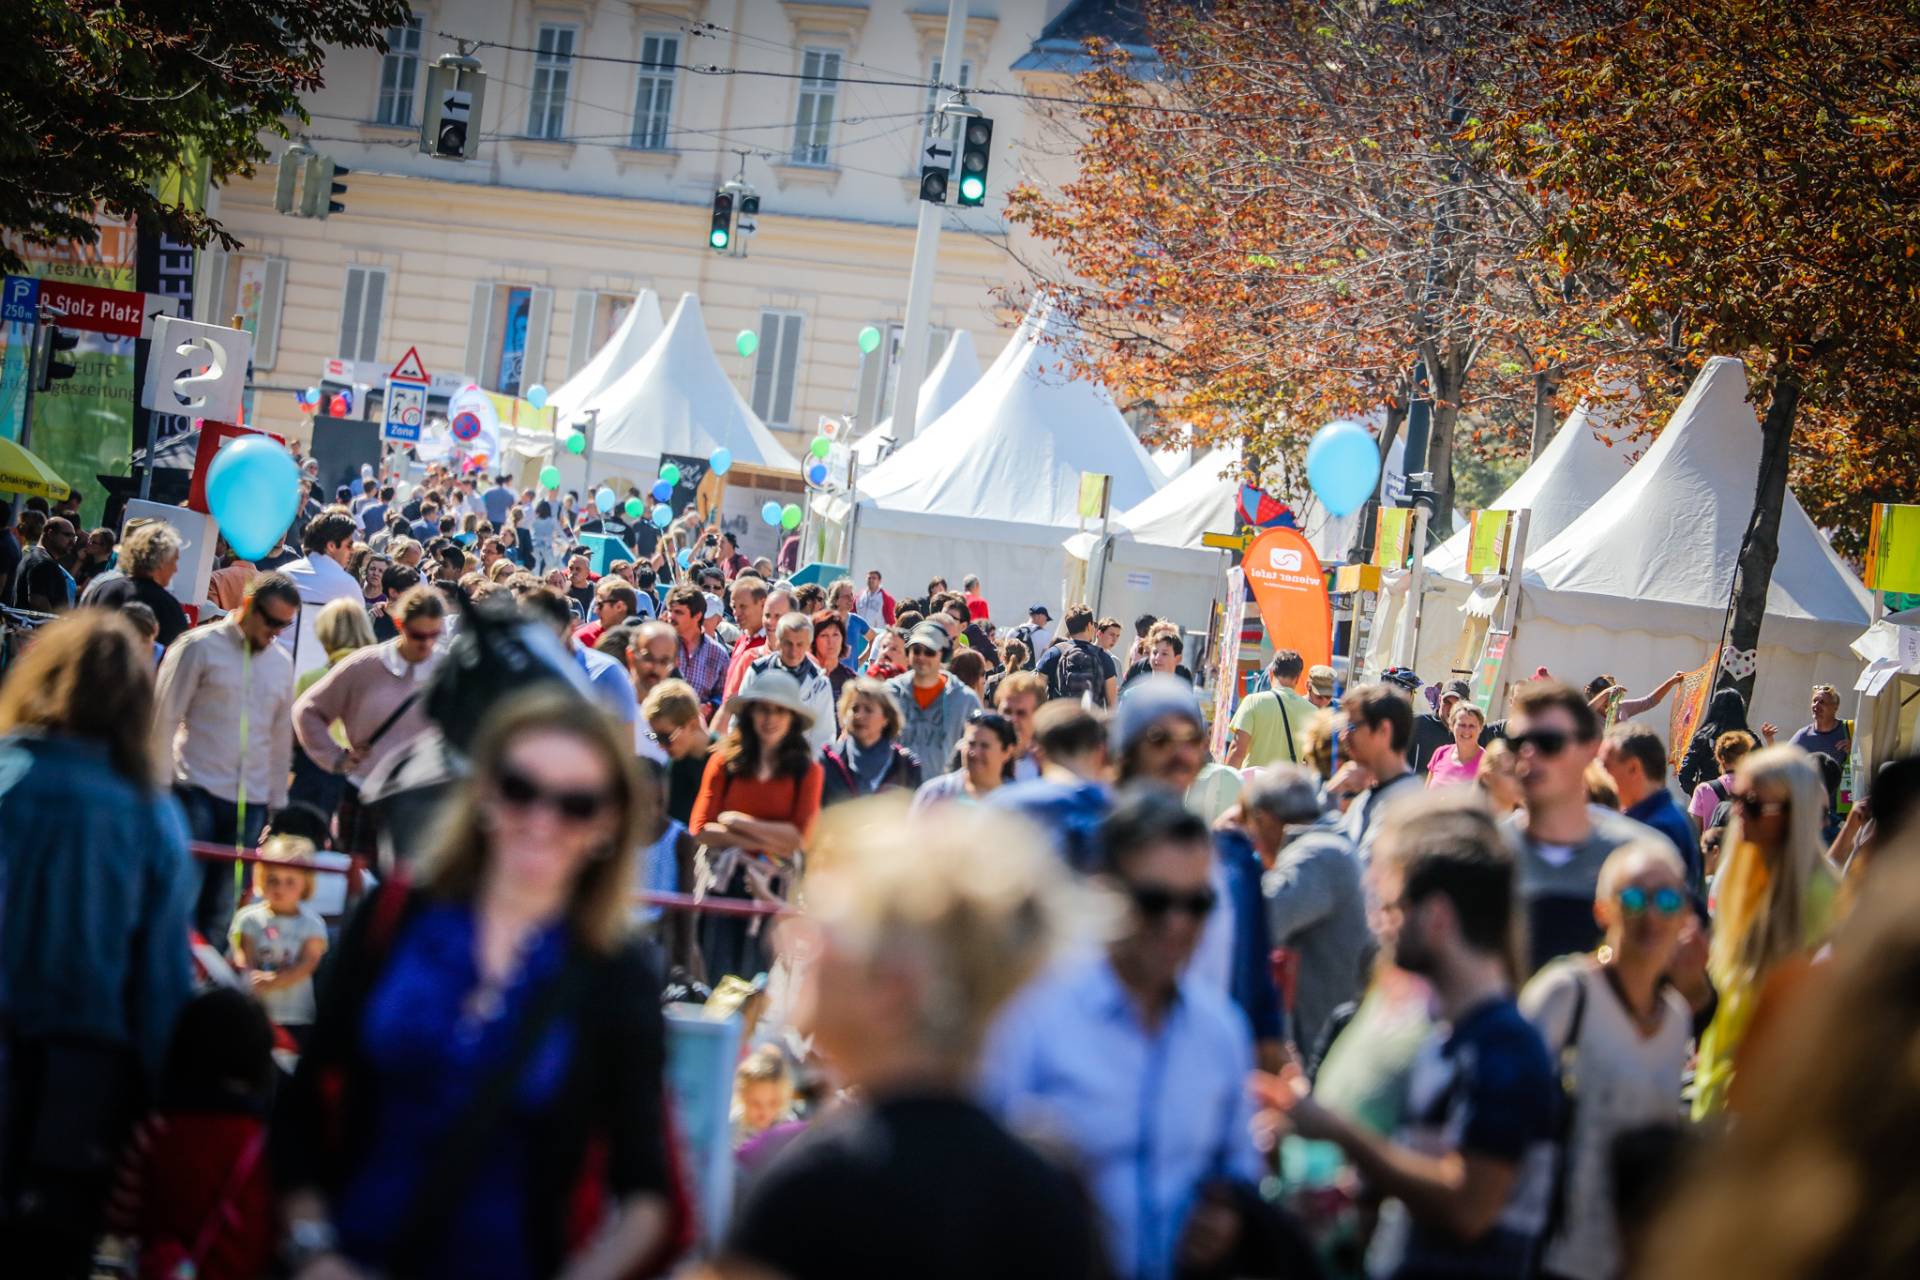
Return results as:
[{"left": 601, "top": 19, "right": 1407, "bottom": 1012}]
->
[
  {"left": 1063, "top": 446, "right": 1239, "bottom": 632},
  {"left": 851, "top": 329, "right": 981, "bottom": 466},
  {"left": 1374, "top": 401, "right": 1635, "bottom": 680},
  {"left": 1484, "top": 356, "right": 1870, "bottom": 736},
  {"left": 579, "top": 293, "right": 801, "bottom": 482},
  {"left": 548, "top": 290, "right": 664, "bottom": 420},
  {"left": 821, "top": 296, "right": 1164, "bottom": 620}
]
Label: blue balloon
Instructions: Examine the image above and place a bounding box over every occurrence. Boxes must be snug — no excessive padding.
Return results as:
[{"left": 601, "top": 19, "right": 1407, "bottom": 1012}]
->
[
  {"left": 651, "top": 504, "right": 672, "bottom": 529},
  {"left": 677, "top": 547, "right": 693, "bottom": 569},
  {"left": 1305, "top": 420, "right": 1382, "bottom": 518},
  {"left": 651, "top": 478, "right": 673, "bottom": 502},
  {"left": 710, "top": 447, "right": 733, "bottom": 476},
  {"left": 761, "top": 500, "right": 783, "bottom": 526},
  {"left": 806, "top": 462, "right": 829, "bottom": 486},
  {"left": 525, "top": 384, "right": 549, "bottom": 409},
  {"left": 205, "top": 436, "right": 301, "bottom": 561},
  {"left": 595, "top": 486, "right": 617, "bottom": 513},
  {"left": 304, "top": 386, "right": 321, "bottom": 403}
]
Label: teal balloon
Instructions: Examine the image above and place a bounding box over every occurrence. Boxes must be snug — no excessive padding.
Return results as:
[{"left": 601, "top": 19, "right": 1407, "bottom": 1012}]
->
[
  {"left": 857, "top": 325, "right": 881, "bottom": 354},
  {"left": 780, "top": 502, "right": 802, "bottom": 531},
  {"left": 624, "top": 497, "right": 644, "bottom": 519},
  {"left": 565, "top": 431, "right": 586, "bottom": 455},
  {"left": 1305, "top": 420, "right": 1382, "bottom": 518},
  {"left": 525, "top": 384, "right": 548, "bottom": 409},
  {"left": 304, "top": 386, "right": 321, "bottom": 403},
  {"left": 708, "top": 447, "right": 732, "bottom": 476},
  {"left": 651, "top": 479, "right": 673, "bottom": 502},
  {"left": 660, "top": 463, "right": 681, "bottom": 485},
  {"left": 677, "top": 547, "right": 693, "bottom": 569},
  {"left": 539, "top": 465, "right": 562, "bottom": 489},
  {"left": 205, "top": 437, "right": 300, "bottom": 561},
  {"left": 761, "top": 500, "right": 783, "bottom": 526},
  {"left": 735, "top": 330, "right": 759, "bottom": 358},
  {"left": 595, "top": 486, "right": 616, "bottom": 513},
  {"left": 651, "top": 504, "right": 672, "bottom": 529}
]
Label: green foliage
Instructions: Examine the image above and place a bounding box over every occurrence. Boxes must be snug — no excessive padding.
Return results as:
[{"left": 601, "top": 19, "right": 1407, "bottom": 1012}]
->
[{"left": 0, "top": 0, "right": 409, "bottom": 272}]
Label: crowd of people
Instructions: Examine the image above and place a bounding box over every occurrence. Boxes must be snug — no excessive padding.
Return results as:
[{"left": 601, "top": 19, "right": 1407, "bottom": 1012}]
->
[{"left": 2, "top": 467, "right": 1918, "bottom": 1280}]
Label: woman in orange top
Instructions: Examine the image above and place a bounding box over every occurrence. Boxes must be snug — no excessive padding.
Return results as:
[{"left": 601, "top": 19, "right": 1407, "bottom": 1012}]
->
[{"left": 690, "top": 669, "right": 824, "bottom": 981}]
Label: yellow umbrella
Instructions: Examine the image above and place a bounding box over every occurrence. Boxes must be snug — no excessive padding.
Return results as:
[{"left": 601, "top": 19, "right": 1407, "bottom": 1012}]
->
[{"left": 0, "top": 437, "right": 72, "bottom": 502}]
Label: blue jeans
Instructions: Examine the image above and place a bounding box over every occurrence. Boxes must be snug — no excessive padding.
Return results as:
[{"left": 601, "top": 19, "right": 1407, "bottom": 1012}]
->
[{"left": 172, "top": 785, "right": 268, "bottom": 945}]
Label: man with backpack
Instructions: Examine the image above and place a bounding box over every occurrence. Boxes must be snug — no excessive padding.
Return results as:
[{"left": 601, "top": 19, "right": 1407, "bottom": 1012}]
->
[
  {"left": 1006, "top": 604, "right": 1055, "bottom": 670},
  {"left": 1035, "top": 606, "right": 1117, "bottom": 708}
]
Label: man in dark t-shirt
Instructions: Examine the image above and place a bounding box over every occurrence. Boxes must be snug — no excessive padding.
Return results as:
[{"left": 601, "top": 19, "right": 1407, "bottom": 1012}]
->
[{"left": 11, "top": 517, "right": 76, "bottom": 612}]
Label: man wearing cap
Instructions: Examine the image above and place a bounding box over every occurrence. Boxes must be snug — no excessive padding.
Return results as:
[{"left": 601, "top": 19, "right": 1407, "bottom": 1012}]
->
[
  {"left": 738, "top": 612, "right": 836, "bottom": 754},
  {"left": 1306, "top": 665, "right": 1336, "bottom": 709},
  {"left": 1009, "top": 604, "right": 1054, "bottom": 669},
  {"left": 1243, "top": 766, "right": 1370, "bottom": 1059},
  {"left": 887, "top": 621, "right": 981, "bottom": 773},
  {"left": 1226, "top": 649, "right": 1316, "bottom": 768},
  {"left": 1408, "top": 677, "right": 1470, "bottom": 775}
]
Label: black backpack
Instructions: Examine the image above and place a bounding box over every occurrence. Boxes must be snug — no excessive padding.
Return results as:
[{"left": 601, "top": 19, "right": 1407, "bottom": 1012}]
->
[{"left": 1056, "top": 640, "right": 1104, "bottom": 706}]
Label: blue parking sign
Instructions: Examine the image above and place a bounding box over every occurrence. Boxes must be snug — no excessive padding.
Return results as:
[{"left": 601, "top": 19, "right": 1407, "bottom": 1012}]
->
[{"left": 2, "top": 276, "right": 40, "bottom": 324}]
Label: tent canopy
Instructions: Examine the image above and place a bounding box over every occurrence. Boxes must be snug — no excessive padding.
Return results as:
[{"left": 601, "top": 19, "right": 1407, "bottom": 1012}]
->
[
  {"left": 582, "top": 293, "right": 800, "bottom": 475},
  {"left": 1065, "top": 446, "right": 1239, "bottom": 569},
  {"left": 852, "top": 329, "right": 981, "bottom": 466},
  {"left": 549, "top": 290, "right": 664, "bottom": 421}
]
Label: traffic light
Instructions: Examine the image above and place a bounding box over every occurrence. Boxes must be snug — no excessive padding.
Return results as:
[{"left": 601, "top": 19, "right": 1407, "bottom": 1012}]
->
[
  {"left": 737, "top": 193, "right": 760, "bottom": 238},
  {"left": 421, "top": 56, "right": 487, "bottom": 161},
  {"left": 709, "top": 191, "right": 733, "bottom": 250},
  {"left": 957, "top": 116, "right": 993, "bottom": 206},
  {"left": 33, "top": 325, "right": 79, "bottom": 392},
  {"left": 918, "top": 164, "right": 948, "bottom": 204},
  {"left": 301, "top": 154, "right": 349, "bottom": 218},
  {"left": 274, "top": 143, "right": 311, "bottom": 214}
]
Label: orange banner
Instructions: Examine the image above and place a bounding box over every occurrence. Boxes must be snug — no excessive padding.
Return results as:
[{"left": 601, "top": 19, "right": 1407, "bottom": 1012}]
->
[
  {"left": 1668, "top": 647, "right": 1721, "bottom": 773},
  {"left": 1242, "top": 527, "right": 1333, "bottom": 694}
]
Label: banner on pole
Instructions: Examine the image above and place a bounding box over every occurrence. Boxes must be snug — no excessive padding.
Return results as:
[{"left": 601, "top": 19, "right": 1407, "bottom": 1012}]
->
[
  {"left": 1209, "top": 567, "right": 1248, "bottom": 759},
  {"left": 1242, "top": 526, "right": 1333, "bottom": 694},
  {"left": 1373, "top": 507, "right": 1413, "bottom": 567},
  {"left": 1469, "top": 630, "right": 1510, "bottom": 715},
  {"left": 1865, "top": 503, "right": 1920, "bottom": 594},
  {"left": 1465, "top": 509, "right": 1513, "bottom": 576},
  {"left": 1078, "top": 472, "right": 1111, "bottom": 521}
]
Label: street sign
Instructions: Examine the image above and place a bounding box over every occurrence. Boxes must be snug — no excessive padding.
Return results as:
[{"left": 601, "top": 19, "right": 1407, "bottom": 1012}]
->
[
  {"left": 4, "top": 275, "right": 176, "bottom": 338},
  {"left": 383, "top": 346, "right": 431, "bottom": 443},
  {"left": 2, "top": 275, "right": 38, "bottom": 323},
  {"left": 1202, "top": 530, "right": 1255, "bottom": 552},
  {"left": 923, "top": 141, "right": 953, "bottom": 164}
]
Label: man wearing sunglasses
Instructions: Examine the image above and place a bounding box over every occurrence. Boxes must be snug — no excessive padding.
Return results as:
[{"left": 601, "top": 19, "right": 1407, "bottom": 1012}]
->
[
  {"left": 152, "top": 572, "right": 301, "bottom": 942},
  {"left": 885, "top": 621, "right": 981, "bottom": 774},
  {"left": 980, "top": 788, "right": 1262, "bottom": 1280},
  {"left": 1333, "top": 684, "right": 1422, "bottom": 864},
  {"left": 1504, "top": 682, "right": 1660, "bottom": 976}
]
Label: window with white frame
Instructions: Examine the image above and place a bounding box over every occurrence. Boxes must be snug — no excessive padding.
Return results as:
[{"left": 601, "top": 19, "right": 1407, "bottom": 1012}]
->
[
  {"left": 528, "top": 24, "right": 576, "bottom": 139},
  {"left": 376, "top": 16, "right": 424, "bottom": 125},
  {"left": 790, "top": 48, "right": 840, "bottom": 166},
  {"left": 630, "top": 33, "right": 678, "bottom": 150},
  {"left": 338, "top": 267, "right": 387, "bottom": 363},
  {"left": 751, "top": 310, "right": 804, "bottom": 427}
]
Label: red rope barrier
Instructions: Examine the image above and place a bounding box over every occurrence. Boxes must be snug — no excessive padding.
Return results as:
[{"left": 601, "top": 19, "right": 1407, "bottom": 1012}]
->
[{"left": 188, "top": 842, "right": 792, "bottom": 917}]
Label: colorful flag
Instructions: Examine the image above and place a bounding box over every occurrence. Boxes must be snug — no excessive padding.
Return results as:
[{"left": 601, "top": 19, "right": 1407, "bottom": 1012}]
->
[
  {"left": 1465, "top": 509, "right": 1512, "bottom": 575},
  {"left": 1865, "top": 503, "right": 1920, "bottom": 594}
]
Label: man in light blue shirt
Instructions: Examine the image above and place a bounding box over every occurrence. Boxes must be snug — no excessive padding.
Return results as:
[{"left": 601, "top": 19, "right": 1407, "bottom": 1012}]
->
[{"left": 978, "top": 788, "right": 1262, "bottom": 1280}]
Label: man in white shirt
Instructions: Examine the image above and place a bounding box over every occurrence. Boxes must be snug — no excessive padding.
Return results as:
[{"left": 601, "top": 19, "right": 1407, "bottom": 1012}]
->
[
  {"left": 739, "top": 611, "right": 837, "bottom": 754},
  {"left": 280, "top": 508, "right": 365, "bottom": 682}
]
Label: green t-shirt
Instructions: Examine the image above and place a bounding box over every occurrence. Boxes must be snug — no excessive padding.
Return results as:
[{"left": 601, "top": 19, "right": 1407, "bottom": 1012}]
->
[{"left": 1228, "top": 686, "right": 1317, "bottom": 765}]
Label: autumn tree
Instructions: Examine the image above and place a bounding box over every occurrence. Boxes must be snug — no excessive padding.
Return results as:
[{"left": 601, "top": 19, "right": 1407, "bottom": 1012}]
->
[
  {"left": 0, "top": 0, "right": 408, "bottom": 273},
  {"left": 1503, "top": 0, "right": 1920, "bottom": 697}
]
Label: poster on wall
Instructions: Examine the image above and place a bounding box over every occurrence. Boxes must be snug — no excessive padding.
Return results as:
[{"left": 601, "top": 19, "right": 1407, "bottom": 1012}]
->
[{"left": 497, "top": 287, "right": 531, "bottom": 397}]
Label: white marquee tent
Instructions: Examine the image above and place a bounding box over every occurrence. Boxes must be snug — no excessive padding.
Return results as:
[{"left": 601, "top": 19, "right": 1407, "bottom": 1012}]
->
[
  {"left": 851, "top": 329, "right": 981, "bottom": 467},
  {"left": 1372, "top": 400, "right": 1634, "bottom": 680},
  {"left": 548, "top": 290, "right": 664, "bottom": 421},
  {"left": 1063, "top": 446, "right": 1239, "bottom": 633},
  {"left": 820, "top": 296, "right": 1163, "bottom": 620},
  {"left": 1475, "top": 356, "right": 1870, "bottom": 736},
  {"left": 579, "top": 292, "right": 801, "bottom": 483}
]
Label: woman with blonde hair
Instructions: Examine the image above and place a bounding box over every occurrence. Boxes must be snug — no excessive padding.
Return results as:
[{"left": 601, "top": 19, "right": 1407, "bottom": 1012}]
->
[
  {"left": 717, "top": 800, "right": 1100, "bottom": 1278},
  {"left": 0, "top": 611, "right": 192, "bottom": 1272},
  {"left": 1692, "top": 743, "right": 1836, "bottom": 1117},
  {"left": 276, "top": 689, "right": 686, "bottom": 1279}
]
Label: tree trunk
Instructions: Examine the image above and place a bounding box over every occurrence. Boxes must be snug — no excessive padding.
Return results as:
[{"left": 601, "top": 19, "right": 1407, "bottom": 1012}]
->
[
  {"left": 1346, "top": 398, "right": 1409, "bottom": 565},
  {"left": 1719, "top": 360, "right": 1801, "bottom": 703},
  {"left": 1531, "top": 368, "right": 1558, "bottom": 460},
  {"left": 1425, "top": 350, "right": 1463, "bottom": 541}
]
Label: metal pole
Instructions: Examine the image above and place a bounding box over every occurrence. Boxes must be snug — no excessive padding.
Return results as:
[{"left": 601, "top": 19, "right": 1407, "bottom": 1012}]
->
[
  {"left": 18, "top": 313, "right": 41, "bottom": 454},
  {"left": 1395, "top": 507, "right": 1431, "bottom": 668},
  {"left": 889, "top": 0, "right": 967, "bottom": 450}
]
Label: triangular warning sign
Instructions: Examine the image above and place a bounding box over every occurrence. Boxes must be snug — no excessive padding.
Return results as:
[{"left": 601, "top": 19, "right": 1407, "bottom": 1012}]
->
[{"left": 388, "top": 346, "right": 430, "bottom": 382}]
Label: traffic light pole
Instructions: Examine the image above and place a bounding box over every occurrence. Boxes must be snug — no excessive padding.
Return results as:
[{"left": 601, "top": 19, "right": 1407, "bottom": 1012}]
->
[{"left": 889, "top": 0, "right": 968, "bottom": 450}]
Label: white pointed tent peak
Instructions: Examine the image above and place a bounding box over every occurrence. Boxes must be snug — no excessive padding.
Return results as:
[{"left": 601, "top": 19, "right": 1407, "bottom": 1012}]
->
[
  {"left": 854, "top": 329, "right": 982, "bottom": 465},
  {"left": 550, "top": 290, "right": 663, "bottom": 418}
]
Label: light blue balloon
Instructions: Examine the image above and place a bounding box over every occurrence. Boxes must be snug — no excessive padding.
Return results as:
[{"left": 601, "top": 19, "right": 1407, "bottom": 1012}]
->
[
  {"left": 651, "top": 478, "right": 673, "bottom": 502},
  {"left": 677, "top": 547, "right": 693, "bottom": 569},
  {"left": 761, "top": 500, "right": 782, "bottom": 526},
  {"left": 595, "top": 485, "right": 616, "bottom": 513},
  {"left": 651, "top": 504, "right": 672, "bottom": 529},
  {"left": 1305, "top": 420, "right": 1382, "bottom": 518},
  {"left": 206, "top": 436, "right": 301, "bottom": 560},
  {"left": 709, "top": 447, "right": 733, "bottom": 476},
  {"left": 525, "top": 384, "right": 549, "bottom": 409}
]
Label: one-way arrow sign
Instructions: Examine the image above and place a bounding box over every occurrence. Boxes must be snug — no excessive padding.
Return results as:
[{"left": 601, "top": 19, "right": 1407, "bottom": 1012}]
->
[{"left": 924, "top": 142, "right": 953, "bottom": 163}]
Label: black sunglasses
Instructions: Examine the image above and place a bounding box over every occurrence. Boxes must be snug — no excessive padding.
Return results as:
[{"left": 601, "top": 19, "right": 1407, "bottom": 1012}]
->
[
  {"left": 496, "top": 766, "right": 611, "bottom": 823},
  {"left": 1509, "top": 728, "right": 1571, "bottom": 756},
  {"left": 256, "top": 608, "right": 297, "bottom": 633},
  {"left": 1129, "top": 882, "right": 1218, "bottom": 921}
]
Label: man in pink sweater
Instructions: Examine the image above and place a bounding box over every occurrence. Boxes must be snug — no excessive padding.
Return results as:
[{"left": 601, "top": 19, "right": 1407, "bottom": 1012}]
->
[{"left": 292, "top": 586, "right": 447, "bottom": 788}]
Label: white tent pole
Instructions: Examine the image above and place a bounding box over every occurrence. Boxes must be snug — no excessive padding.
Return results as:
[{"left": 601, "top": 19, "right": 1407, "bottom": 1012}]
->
[
  {"left": 1394, "top": 507, "right": 1430, "bottom": 669},
  {"left": 1489, "top": 508, "right": 1532, "bottom": 714}
]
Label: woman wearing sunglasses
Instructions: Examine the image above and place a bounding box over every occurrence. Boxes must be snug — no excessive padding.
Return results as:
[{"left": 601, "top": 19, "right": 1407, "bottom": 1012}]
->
[
  {"left": 1692, "top": 744, "right": 1837, "bottom": 1119},
  {"left": 1520, "top": 840, "right": 1696, "bottom": 1280},
  {"left": 277, "top": 689, "right": 685, "bottom": 1280}
]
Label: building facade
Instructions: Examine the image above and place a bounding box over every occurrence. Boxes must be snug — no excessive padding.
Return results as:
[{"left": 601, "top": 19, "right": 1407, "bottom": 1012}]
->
[{"left": 201, "top": 0, "right": 1122, "bottom": 453}]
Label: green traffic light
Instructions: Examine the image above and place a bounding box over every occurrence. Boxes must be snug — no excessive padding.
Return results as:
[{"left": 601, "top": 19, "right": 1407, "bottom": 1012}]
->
[
  {"left": 710, "top": 228, "right": 730, "bottom": 249},
  {"left": 959, "top": 175, "right": 985, "bottom": 202}
]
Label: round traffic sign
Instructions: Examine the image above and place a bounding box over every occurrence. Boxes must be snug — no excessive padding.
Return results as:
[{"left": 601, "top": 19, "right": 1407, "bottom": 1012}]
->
[
  {"left": 450, "top": 410, "right": 482, "bottom": 441},
  {"left": 400, "top": 405, "right": 423, "bottom": 427}
]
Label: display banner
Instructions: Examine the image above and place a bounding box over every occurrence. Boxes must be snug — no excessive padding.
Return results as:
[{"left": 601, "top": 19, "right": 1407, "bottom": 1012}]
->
[
  {"left": 1242, "top": 526, "right": 1333, "bottom": 693},
  {"left": 1465, "top": 509, "right": 1513, "bottom": 575}
]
